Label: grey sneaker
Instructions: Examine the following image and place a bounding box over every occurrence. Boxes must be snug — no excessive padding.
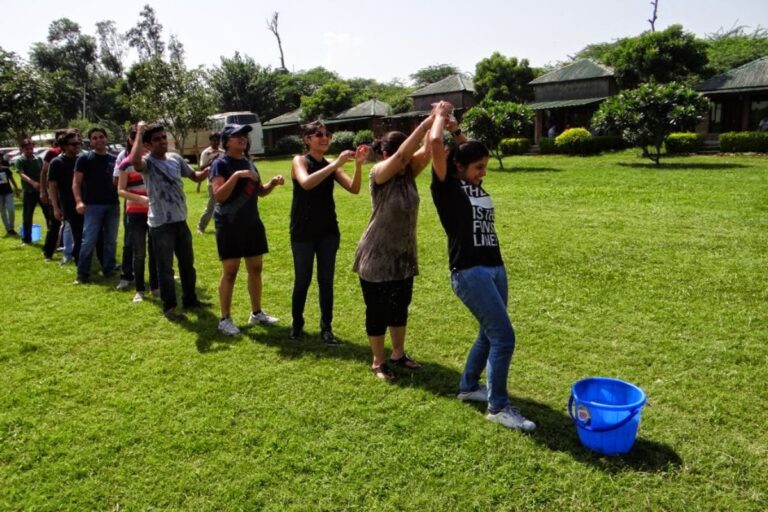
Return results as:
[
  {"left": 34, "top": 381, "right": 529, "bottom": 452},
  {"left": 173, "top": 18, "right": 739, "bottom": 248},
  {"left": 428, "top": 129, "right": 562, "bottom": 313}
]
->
[
  {"left": 132, "top": 292, "right": 145, "bottom": 303},
  {"left": 248, "top": 310, "right": 279, "bottom": 325},
  {"left": 218, "top": 317, "right": 241, "bottom": 336},
  {"left": 486, "top": 405, "right": 536, "bottom": 432},
  {"left": 457, "top": 384, "right": 488, "bottom": 402},
  {"left": 116, "top": 279, "right": 131, "bottom": 291}
]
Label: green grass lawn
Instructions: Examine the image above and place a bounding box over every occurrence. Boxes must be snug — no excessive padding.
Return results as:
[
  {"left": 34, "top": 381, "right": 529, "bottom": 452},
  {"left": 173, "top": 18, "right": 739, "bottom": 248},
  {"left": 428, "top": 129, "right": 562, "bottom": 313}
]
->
[{"left": 1, "top": 150, "right": 767, "bottom": 511}]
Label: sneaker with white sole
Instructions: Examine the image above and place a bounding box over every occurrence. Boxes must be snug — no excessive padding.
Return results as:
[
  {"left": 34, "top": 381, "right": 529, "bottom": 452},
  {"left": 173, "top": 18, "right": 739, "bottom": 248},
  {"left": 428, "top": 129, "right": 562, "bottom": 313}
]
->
[
  {"left": 132, "top": 292, "right": 145, "bottom": 303},
  {"left": 116, "top": 279, "right": 131, "bottom": 291},
  {"left": 486, "top": 405, "right": 536, "bottom": 432},
  {"left": 218, "top": 317, "right": 241, "bottom": 336},
  {"left": 248, "top": 310, "right": 279, "bottom": 325},
  {"left": 457, "top": 384, "right": 488, "bottom": 402}
]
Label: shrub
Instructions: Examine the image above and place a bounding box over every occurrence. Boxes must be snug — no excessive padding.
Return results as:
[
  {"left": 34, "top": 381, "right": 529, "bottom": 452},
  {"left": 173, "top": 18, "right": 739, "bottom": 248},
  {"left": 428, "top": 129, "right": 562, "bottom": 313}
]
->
[
  {"left": 719, "top": 131, "right": 768, "bottom": 153},
  {"left": 555, "top": 128, "right": 597, "bottom": 155},
  {"left": 592, "top": 135, "right": 629, "bottom": 152},
  {"left": 329, "top": 130, "right": 355, "bottom": 153},
  {"left": 665, "top": 132, "right": 704, "bottom": 154},
  {"left": 274, "top": 135, "right": 304, "bottom": 156},
  {"left": 539, "top": 137, "right": 558, "bottom": 154},
  {"left": 353, "top": 129, "right": 374, "bottom": 147},
  {"left": 499, "top": 138, "right": 532, "bottom": 155}
]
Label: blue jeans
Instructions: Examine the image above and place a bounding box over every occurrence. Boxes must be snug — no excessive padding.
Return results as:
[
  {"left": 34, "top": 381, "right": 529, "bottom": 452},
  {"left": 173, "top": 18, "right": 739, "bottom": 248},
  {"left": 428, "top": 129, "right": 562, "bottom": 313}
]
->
[
  {"left": 0, "top": 193, "right": 14, "bottom": 232},
  {"left": 63, "top": 221, "right": 73, "bottom": 258},
  {"left": 291, "top": 234, "right": 339, "bottom": 331},
  {"left": 451, "top": 265, "right": 516, "bottom": 411},
  {"left": 77, "top": 203, "right": 119, "bottom": 278}
]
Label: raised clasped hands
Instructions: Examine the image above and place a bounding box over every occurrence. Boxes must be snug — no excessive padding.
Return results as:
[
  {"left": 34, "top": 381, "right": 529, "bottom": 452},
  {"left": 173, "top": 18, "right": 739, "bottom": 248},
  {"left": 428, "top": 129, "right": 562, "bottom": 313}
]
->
[
  {"left": 354, "top": 144, "right": 370, "bottom": 163},
  {"left": 337, "top": 150, "right": 355, "bottom": 166}
]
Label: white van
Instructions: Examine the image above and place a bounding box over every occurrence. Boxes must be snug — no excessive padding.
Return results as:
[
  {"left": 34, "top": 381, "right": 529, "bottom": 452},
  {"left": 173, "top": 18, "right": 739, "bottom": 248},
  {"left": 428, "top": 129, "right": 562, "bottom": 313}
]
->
[{"left": 168, "top": 111, "right": 266, "bottom": 162}]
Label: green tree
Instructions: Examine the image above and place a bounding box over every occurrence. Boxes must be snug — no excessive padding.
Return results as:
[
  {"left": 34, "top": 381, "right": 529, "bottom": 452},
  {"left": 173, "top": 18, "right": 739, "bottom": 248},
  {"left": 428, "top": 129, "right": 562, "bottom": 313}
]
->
[
  {"left": 462, "top": 100, "right": 533, "bottom": 169},
  {"left": 474, "top": 52, "right": 535, "bottom": 103},
  {"left": 410, "top": 64, "right": 459, "bottom": 86},
  {"left": 127, "top": 4, "right": 165, "bottom": 60},
  {"left": 299, "top": 80, "right": 354, "bottom": 121},
  {"left": 95, "top": 20, "right": 127, "bottom": 76},
  {"left": 591, "top": 81, "right": 708, "bottom": 165},
  {"left": 605, "top": 25, "right": 708, "bottom": 87},
  {"left": 209, "top": 53, "right": 283, "bottom": 119},
  {"left": 128, "top": 58, "right": 214, "bottom": 154},
  {"left": 704, "top": 25, "right": 768, "bottom": 76}
]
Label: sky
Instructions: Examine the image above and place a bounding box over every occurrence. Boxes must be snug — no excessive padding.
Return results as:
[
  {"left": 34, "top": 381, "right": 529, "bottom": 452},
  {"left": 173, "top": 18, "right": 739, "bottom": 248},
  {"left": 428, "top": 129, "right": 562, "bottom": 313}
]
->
[{"left": 2, "top": 0, "right": 767, "bottom": 84}]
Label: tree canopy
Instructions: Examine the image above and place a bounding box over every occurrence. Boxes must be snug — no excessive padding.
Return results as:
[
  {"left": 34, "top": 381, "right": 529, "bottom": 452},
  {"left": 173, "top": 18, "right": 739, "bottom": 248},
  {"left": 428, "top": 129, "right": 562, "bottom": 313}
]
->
[
  {"left": 474, "top": 52, "right": 536, "bottom": 103},
  {"left": 462, "top": 100, "right": 533, "bottom": 168},
  {"left": 410, "top": 64, "right": 459, "bottom": 87}
]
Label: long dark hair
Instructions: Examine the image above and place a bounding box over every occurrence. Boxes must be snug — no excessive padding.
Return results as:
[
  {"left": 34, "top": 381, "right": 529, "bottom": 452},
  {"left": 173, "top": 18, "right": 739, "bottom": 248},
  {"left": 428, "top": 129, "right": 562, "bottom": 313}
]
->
[
  {"left": 371, "top": 131, "right": 406, "bottom": 157},
  {"left": 447, "top": 140, "right": 490, "bottom": 176}
]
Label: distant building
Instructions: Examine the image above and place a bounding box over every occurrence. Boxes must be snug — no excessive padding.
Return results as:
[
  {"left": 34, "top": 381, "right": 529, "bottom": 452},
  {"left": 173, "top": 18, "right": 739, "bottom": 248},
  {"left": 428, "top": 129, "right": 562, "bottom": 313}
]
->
[
  {"left": 695, "top": 57, "right": 768, "bottom": 135},
  {"left": 528, "top": 60, "right": 618, "bottom": 144},
  {"left": 262, "top": 108, "right": 302, "bottom": 149},
  {"left": 387, "top": 74, "right": 476, "bottom": 133},
  {"left": 325, "top": 99, "right": 391, "bottom": 134}
]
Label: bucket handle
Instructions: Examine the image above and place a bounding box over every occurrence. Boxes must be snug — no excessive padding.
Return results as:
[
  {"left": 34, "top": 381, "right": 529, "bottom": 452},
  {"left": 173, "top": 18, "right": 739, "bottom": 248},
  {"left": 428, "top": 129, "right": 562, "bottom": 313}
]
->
[{"left": 568, "top": 395, "right": 641, "bottom": 433}]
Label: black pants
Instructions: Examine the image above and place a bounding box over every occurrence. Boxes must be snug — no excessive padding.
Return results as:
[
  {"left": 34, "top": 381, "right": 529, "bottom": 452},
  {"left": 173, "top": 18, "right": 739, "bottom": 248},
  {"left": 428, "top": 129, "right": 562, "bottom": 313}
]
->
[
  {"left": 150, "top": 221, "right": 197, "bottom": 312},
  {"left": 120, "top": 201, "right": 134, "bottom": 281},
  {"left": 23, "top": 190, "right": 60, "bottom": 257},
  {"left": 291, "top": 234, "right": 339, "bottom": 331},
  {"left": 359, "top": 276, "right": 414, "bottom": 337},
  {"left": 126, "top": 213, "right": 158, "bottom": 292}
]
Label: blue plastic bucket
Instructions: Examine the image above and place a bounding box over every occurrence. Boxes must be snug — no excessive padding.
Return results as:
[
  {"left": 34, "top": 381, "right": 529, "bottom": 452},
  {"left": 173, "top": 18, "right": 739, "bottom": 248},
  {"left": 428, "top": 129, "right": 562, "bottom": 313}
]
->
[
  {"left": 25, "top": 223, "right": 42, "bottom": 242},
  {"left": 568, "top": 377, "right": 646, "bottom": 456}
]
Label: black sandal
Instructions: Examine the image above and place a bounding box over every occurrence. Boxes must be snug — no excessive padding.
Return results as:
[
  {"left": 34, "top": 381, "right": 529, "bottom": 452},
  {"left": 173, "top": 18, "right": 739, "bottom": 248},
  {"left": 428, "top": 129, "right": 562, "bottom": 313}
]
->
[
  {"left": 371, "top": 362, "right": 396, "bottom": 381},
  {"left": 389, "top": 354, "right": 422, "bottom": 370}
]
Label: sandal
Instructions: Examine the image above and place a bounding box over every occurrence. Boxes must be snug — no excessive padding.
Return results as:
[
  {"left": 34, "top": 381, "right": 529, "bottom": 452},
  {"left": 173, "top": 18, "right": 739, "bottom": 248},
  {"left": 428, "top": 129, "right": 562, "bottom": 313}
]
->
[
  {"left": 389, "top": 354, "right": 422, "bottom": 370},
  {"left": 371, "top": 362, "right": 396, "bottom": 381}
]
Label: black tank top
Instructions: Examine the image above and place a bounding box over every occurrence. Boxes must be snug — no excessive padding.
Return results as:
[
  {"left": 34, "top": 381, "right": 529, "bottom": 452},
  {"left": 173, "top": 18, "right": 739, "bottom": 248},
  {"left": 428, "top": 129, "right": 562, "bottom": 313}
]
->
[{"left": 290, "top": 154, "right": 339, "bottom": 242}]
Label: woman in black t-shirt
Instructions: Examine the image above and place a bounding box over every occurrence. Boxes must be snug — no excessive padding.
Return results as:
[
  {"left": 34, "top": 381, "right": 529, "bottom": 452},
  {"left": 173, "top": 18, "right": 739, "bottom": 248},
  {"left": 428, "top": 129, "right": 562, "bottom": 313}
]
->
[
  {"left": 289, "top": 121, "right": 368, "bottom": 344},
  {"left": 429, "top": 110, "right": 536, "bottom": 432},
  {"left": 210, "top": 124, "right": 285, "bottom": 337}
]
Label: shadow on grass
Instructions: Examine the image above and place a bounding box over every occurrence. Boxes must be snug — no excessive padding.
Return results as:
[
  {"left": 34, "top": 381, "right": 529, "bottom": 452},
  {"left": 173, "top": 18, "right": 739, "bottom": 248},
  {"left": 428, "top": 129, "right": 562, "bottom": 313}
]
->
[
  {"left": 618, "top": 161, "right": 749, "bottom": 171},
  {"left": 245, "top": 326, "right": 682, "bottom": 473},
  {"left": 493, "top": 167, "right": 562, "bottom": 173}
]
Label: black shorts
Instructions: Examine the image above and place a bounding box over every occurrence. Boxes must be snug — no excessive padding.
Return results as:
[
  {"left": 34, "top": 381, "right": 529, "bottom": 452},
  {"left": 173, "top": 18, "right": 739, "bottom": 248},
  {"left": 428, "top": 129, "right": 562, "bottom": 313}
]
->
[
  {"left": 359, "top": 277, "right": 414, "bottom": 336},
  {"left": 215, "top": 219, "right": 268, "bottom": 260}
]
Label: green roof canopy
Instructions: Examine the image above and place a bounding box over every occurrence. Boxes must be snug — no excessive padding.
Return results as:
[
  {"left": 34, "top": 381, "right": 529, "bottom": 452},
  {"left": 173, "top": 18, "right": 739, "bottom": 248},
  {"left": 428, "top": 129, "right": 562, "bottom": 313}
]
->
[
  {"left": 529, "top": 60, "right": 614, "bottom": 85},
  {"left": 263, "top": 108, "right": 302, "bottom": 128},
  {"left": 333, "top": 99, "right": 391, "bottom": 119},
  {"left": 527, "top": 97, "right": 607, "bottom": 110},
  {"left": 695, "top": 57, "right": 768, "bottom": 93},
  {"left": 410, "top": 74, "right": 474, "bottom": 97}
]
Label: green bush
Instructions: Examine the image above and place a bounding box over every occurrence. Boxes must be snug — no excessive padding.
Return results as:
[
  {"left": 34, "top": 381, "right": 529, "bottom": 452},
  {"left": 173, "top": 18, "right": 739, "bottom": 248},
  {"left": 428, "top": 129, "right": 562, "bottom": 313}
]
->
[
  {"left": 329, "top": 130, "right": 355, "bottom": 153},
  {"left": 274, "top": 135, "right": 304, "bottom": 156},
  {"left": 719, "top": 131, "right": 768, "bottom": 153},
  {"left": 539, "top": 137, "right": 558, "bottom": 154},
  {"left": 353, "top": 129, "right": 374, "bottom": 147},
  {"left": 499, "top": 138, "right": 532, "bottom": 155},
  {"left": 665, "top": 132, "right": 704, "bottom": 154},
  {"left": 592, "top": 135, "right": 629, "bottom": 152},
  {"left": 555, "top": 127, "right": 597, "bottom": 155}
]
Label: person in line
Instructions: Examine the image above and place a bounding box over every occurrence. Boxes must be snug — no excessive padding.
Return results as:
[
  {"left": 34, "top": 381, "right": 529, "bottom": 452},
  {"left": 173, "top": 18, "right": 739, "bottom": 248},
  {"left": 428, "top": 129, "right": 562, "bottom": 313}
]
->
[
  {"left": 196, "top": 131, "right": 224, "bottom": 234},
  {"left": 131, "top": 122, "right": 210, "bottom": 321},
  {"left": 117, "top": 125, "right": 159, "bottom": 303},
  {"left": 210, "top": 124, "right": 284, "bottom": 336},
  {"left": 48, "top": 130, "right": 84, "bottom": 264},
  {"left": 352, "top": 103, "right": 446, "bottom": 380},
  {"left": 289, "top": 121, "right": 368, "bottom": 344},
  {"left": 114, "top": 130, "right": 136, "bottom": 292},
  {"left": 72, "top": 128, "right": 119, "bottom": 282},
  {"left": 428, "top": 106, "right": 536, "bottom": 432},
  {"left": 14, "top": 139, "right": 59, "bottom": 255},
  {"left": 0, "top": 156, "right": 20, "bottom": 236}
]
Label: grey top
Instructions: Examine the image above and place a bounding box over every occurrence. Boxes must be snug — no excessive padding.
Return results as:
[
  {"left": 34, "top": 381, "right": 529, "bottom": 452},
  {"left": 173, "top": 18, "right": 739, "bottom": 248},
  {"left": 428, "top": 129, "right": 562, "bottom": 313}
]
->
[
  {"left": 353, "top": 168, "right": 420, "bottom": 282},
  {"left": 141, "top": 153, "right": 194, "bottom": 227}
]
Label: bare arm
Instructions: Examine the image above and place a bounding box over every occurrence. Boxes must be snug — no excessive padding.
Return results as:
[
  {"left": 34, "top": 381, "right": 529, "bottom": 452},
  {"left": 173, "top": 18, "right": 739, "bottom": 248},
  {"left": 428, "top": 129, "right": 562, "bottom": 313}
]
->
[
  {"left": 257, "top": 175, "right": 285, "bottom": 197},
  {"left": 117, "top": 169, "right": 149, "bottom": 205},
  {"left": 372, "top": 114, "right": 435, "bottom": 185},
  {"left": 429, "top": 112, "right": 450, "bottom": 182},
  {"left": 131, "top": 123, "right": 147, "bottom": 171},
  {"left": 292, "top": 151, "right": 354, "bottom": 191},
  {"left": 15, "top": 161, "right": 39, "bottom": 190},
  {"left": 48, "top": 181, "right": 62, "bottom": 221},
  {"left": 40, "top": 160, "right": 50, "bottom": 203},
  {"left": 408, "top": 130, "right": 433, "bottom": 178},
  {"left": 73, "top": 171, "right": 85, "bottom": 214},
  {"left": 334, "top": 145, "right": 369, "bottom": 194}
]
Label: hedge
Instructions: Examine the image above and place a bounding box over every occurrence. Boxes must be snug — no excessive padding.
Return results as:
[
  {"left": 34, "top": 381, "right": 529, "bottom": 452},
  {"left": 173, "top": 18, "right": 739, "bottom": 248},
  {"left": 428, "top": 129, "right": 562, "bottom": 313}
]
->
[
  {"left": 719, "top": 131, "right": 768, "bottom": 153},
  {"left": 353, "top": 129, "right": 374, "bottom": 147},
  {"left": 499, "top": 138, "right": 532, "bottom": 155},
  {"left": 665, "top": 132, "right": 704, "bottom": 154},
  {"left": 272, "top": 135, "right": 303, "bottom": 156},
  {"left": 329, "top": 131, "right": 355, "bottom": 153},
  {"left": 555, "top": 128, "right": 598, "bottom": 155}
]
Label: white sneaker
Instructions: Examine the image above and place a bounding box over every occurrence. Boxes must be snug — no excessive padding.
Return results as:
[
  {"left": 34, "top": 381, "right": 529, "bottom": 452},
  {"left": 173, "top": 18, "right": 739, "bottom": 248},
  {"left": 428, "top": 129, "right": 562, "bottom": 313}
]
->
[
  {"left": 132, "top": 292, "right": 145, "bottom": 303},
  {"left": 457, "top": 384, "right": 488, "bottom": 402},
  {"left": 248, "top": 310, "right": 279, "bottom": 325},
  {"left": 218, "top": 317, "right": 241, "bottom": 336},
  {"left": 486, "top": 405, "right": 536, "bottom": 432},
  {"left": 116, "top": 279, "right": 131, "bottom": 291}
]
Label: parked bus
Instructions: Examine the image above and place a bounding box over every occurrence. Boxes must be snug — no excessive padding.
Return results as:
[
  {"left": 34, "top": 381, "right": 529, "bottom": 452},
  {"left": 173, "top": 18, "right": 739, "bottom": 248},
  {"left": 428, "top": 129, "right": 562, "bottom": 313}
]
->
[{"left": 168, "top": 111, "right": 266, "bottom": 162}]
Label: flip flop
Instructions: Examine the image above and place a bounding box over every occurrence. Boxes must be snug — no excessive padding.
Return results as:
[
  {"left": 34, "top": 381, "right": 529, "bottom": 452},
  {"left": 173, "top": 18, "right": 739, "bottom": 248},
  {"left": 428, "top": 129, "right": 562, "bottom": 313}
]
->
[
  {"left": 389, "top": 354, "right": 422, "bottom": 370},
  {"left": 371, "top": 362, "right": 396, "bottom": 381}
]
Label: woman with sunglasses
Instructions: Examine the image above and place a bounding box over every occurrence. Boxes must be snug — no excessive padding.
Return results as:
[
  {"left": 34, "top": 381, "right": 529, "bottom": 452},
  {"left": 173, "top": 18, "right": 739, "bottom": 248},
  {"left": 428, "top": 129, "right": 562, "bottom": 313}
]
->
[
  {"left": 428, "top": 106, "right": 536, "bottom": 432},
  {"left": 289, "top": 121, "right": 369, "bottom": 344},
  {"left": 352, "top": 102, "right": 448, "bottom": 380}
]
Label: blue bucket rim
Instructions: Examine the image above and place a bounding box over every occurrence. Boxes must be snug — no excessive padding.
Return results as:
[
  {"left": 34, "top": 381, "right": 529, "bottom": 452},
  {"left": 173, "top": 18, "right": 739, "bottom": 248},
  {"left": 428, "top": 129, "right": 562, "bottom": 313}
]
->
[{"left": 571, "top": 376, "right": 646, "bottom": 411}]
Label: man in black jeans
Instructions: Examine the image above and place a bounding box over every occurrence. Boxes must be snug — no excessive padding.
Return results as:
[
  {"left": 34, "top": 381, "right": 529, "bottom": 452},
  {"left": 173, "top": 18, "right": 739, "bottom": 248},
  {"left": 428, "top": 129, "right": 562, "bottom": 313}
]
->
[
  {"left": 13, "top": 139, "right": 60, "bottom": 259},
  {"left": 130, "top": 122, "right": 210, "bottom": 321}
]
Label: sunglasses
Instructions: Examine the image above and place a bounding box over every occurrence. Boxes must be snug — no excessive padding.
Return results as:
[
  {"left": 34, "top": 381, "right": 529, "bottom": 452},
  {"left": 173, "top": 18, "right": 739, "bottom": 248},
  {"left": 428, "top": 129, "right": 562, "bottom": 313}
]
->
[{"left": 312, "top": 131, "right": 331, "bottom": 138}]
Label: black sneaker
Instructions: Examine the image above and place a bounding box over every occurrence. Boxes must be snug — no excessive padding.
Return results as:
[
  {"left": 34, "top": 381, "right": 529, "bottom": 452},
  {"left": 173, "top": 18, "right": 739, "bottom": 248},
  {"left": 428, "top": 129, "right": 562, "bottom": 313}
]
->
[
  {"left": 289, "top": 326, "right": 305, "bottom": 340},
  {"left": 163, "top": 309, "right": 187, "bottom": 322},
  {"left": 320, "top": 329, "right": 339, "bottom": 346}
]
